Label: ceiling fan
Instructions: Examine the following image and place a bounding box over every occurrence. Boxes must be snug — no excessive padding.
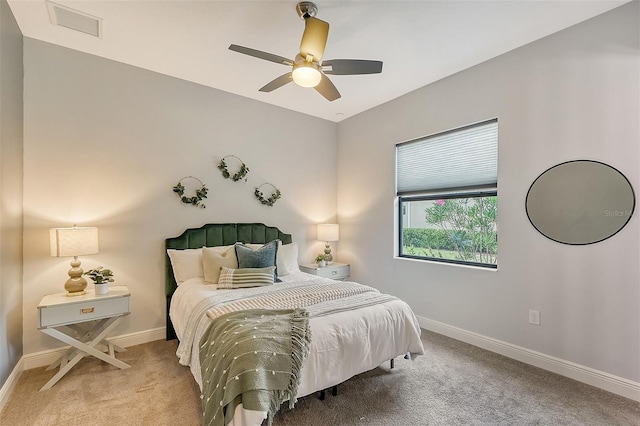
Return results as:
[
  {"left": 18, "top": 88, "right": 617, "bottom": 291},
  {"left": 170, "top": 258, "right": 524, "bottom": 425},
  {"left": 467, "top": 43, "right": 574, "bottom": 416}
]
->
[{"left": 229, "top": 1, "right": 383, "bottom": 102}]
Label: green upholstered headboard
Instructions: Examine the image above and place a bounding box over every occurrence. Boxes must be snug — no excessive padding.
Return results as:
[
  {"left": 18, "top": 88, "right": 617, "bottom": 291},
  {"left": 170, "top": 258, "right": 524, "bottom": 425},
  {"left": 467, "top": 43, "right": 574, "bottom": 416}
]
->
[{"left": 165, "top": 223, "right": 292, "bottom": 340}]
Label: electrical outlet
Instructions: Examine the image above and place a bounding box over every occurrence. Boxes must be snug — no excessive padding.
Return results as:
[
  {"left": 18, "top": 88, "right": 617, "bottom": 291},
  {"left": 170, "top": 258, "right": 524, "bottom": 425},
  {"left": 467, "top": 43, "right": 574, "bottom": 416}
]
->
[{"left": 529, "top": 309, "right": 540, "bottom": 325}]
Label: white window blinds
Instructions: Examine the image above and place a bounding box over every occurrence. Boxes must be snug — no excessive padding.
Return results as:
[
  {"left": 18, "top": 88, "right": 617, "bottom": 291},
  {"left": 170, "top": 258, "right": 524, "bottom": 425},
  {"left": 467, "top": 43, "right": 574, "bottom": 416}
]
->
[{"left": 396, "top": 119, "right": 498, "bottom": 196}]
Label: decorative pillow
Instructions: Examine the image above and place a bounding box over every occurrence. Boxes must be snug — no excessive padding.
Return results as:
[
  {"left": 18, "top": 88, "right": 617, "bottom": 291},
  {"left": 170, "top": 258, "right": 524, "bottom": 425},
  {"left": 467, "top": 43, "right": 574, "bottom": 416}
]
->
[
  {"left": 235, "top": 240, "right": 280, "bottom": 282},
  {"left": 277, "top": 241, "right": 300, "bottom": 276},
  {"left": 167, "top": 248, "right": 203, "bottom": 284},
  {"left": 202, "top": 245, "right": 238, "bottom": 284},
  {"left": 217, "top": 266, "right": 276, "bottom": 289}
]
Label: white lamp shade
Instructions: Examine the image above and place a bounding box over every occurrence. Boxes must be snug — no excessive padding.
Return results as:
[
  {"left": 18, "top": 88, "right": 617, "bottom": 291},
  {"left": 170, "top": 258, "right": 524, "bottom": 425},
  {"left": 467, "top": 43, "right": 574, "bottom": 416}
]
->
[
  {"left": 50, "top": 226, "right": 99, "bottom": 257},
  {"left": 317, "top": 224, "right": 339, "bottom": 242}
]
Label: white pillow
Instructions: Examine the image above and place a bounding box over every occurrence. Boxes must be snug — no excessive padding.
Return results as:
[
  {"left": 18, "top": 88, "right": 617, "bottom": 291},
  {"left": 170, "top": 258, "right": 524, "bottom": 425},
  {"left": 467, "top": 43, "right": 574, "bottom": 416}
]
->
[
  {"left": 167, "top": 248, "right": 203, "bottom": 284},
  {"left": 203, "top": 245, "right": 238, "bottom": 284},
  {"left": 277, "top": 242, "right": 300, "bottom": 276}
]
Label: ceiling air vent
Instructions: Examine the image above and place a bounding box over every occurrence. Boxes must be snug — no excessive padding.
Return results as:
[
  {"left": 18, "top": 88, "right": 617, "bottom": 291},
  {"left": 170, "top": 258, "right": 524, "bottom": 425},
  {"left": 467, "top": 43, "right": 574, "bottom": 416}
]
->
[{"left": 46, "top": 1, "right": 102, "bottom": 38}]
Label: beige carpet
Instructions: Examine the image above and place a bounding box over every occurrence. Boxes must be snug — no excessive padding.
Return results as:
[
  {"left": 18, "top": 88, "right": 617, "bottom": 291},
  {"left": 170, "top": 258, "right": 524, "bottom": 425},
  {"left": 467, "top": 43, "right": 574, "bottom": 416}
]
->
[{"left": 1, "top": 330, "right": 639, "bottom": 425}]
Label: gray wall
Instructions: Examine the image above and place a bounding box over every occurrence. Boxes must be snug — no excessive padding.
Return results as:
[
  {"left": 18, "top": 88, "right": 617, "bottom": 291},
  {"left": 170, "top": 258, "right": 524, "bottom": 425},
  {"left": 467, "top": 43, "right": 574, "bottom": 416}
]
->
[
  {"left": 22, "top": 38, "right": 338, "bottom": 354},
  {"left": 337, "top": 2, "right": 639, "bottom": 382},
  {"left": 0, "top": 0, "right": 24, "bottom": 387}
]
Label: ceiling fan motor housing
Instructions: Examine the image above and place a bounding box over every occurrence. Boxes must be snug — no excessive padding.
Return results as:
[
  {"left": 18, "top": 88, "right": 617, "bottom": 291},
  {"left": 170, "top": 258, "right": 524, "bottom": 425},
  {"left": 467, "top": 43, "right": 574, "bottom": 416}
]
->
[{"left": 296, "top": 2, "right": 318, "bottom": 20}]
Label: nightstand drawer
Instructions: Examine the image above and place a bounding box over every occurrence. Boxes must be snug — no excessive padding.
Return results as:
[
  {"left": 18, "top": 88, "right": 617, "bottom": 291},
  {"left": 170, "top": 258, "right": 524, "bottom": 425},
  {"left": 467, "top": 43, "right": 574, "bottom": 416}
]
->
[
  {"left": 300, "top": 262, "right": 350, "bottom": 281},
  {"left": 39, "top": 296, "right": 130, "bottom": 328},
  {"left": 315, "top": 265, "right": 349, "bottom": 280}
]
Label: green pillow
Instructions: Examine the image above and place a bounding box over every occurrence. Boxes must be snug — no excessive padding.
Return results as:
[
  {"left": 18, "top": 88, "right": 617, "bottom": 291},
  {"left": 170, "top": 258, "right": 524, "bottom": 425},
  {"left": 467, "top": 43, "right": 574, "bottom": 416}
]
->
[
  {"left": 217, "top": 266, "right": 275, "bottom": 289},
  {"left": 235, "top": 240, "right": 280, "bottom": 282}
]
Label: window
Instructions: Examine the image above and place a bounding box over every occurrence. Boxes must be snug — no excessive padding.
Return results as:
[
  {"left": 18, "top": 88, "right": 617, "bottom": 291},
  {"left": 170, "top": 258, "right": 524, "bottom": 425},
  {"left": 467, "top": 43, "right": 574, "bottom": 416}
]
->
[{"left": 396, "top": 119, "right": 498, "bottom": 268}]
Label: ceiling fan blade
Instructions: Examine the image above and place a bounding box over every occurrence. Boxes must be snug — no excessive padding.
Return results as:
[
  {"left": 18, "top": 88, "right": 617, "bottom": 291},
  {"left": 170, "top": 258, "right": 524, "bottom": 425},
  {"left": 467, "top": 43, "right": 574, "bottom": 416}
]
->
[
  {"left": 315, "top": 74, "right": 341, "bottom": 102},
  {"left": 259, "top": 73, "right": 293, "bottom": 92},
  {"left": 229, "top": 44, "right": 293, "bottom": 66},
  {"left": 300, "top": 17, "right": 329, "bottom": 62},
  {"left": 323, "top": 59, "right": 383, "bottom": 75}
]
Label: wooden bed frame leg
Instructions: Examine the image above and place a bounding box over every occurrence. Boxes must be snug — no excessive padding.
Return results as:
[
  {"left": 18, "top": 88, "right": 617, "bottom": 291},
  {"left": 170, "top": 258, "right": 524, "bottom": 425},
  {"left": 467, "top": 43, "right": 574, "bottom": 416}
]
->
[
  {"left": 332, "top": 385, "right": 338, "bottom": 396},
  {"left": 390, "top": 358, "right": 395, "bottom": 369},
  {"left": 319, "top": 389, "right": 326, "bottom": 400}
]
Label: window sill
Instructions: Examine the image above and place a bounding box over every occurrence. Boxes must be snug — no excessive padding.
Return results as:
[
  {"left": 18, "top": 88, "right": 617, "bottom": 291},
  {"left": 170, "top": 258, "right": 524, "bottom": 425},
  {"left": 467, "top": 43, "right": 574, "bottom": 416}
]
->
[{"left": 394, "top": 255, "right": 498, "bottom": 271}]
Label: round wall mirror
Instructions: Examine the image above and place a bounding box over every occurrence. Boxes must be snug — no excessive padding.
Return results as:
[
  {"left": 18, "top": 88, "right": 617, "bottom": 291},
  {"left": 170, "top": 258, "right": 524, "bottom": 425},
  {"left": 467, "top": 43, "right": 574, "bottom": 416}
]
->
[{"left": 526, "top": 160, "right": 635, "bottom": 245}]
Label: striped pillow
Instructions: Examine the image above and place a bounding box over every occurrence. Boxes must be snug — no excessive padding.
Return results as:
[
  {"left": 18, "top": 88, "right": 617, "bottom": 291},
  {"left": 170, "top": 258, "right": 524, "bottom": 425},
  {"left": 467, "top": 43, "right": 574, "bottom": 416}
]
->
[{"left": 217, "top": 266, "right": 276, "bottom": 289}]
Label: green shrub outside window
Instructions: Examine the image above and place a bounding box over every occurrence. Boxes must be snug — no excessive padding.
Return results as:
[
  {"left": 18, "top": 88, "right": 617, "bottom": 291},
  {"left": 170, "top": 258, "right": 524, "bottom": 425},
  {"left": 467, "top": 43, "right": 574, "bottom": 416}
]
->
[{"left": 399, "top": 195, "right": 497, "bottom": 267}]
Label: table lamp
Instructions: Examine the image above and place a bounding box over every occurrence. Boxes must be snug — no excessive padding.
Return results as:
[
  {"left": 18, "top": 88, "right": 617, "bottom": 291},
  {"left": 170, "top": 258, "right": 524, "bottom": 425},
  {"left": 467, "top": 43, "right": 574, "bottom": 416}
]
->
[
  {"left": 50, "top": 225, "right": 99, "bottom": 296},
  {"left": 317, "top": 224, "right": 339, "bottom": 265}
]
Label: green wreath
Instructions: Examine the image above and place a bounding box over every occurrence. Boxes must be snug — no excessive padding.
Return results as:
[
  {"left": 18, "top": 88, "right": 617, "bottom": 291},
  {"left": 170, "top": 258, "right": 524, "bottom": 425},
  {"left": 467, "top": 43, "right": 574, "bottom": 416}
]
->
[
  {"left": 254, "top": 183, "right": 282, "bottom": 207},
  {"left": 173, "top": 176, "right": 208, "bottom": 208},
  {"left": 218, "top": 155, "right": 250, "bottom": 182}
]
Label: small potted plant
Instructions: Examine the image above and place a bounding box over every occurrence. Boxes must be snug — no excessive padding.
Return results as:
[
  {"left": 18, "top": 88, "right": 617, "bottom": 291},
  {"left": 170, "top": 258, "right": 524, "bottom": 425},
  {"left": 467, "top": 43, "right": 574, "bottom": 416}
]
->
[
  {"left": 84, "top": 266, "right": 115, "bottom": 295},
  {"left": 315, "top": 254, "right": 329, "bottom": 267}
]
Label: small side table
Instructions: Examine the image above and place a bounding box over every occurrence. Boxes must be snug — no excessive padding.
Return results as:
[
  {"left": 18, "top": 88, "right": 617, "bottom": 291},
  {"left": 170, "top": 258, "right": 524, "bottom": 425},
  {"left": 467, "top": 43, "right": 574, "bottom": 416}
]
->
[
  {"left": 300, "top": 262, "right": 350, "bottom": 281},
  {"left": 37, "top": 286, "right": 131, "bottom": 390}
]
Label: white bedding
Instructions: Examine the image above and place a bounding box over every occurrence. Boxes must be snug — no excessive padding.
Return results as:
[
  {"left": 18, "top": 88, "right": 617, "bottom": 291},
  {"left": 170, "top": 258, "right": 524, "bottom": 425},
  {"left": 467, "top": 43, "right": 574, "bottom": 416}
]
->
[{"left": 170, "top": 271, "right": 424, "bottom": 424}]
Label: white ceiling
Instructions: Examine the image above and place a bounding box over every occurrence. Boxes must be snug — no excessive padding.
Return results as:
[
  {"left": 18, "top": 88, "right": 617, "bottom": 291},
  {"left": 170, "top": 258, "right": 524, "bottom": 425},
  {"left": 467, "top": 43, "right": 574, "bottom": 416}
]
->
[{"left": 7, "top": 0, "right": 629, "bottom": 122}]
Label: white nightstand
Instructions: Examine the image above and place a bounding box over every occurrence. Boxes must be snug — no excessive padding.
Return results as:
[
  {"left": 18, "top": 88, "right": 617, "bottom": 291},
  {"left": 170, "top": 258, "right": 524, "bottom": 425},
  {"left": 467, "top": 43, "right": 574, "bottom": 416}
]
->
[
  {"left": 37, "top": 286, "right": 131, "bottom": 390},
  {"left": 300, "top": 262, "right": 350, "bottom": 281}
]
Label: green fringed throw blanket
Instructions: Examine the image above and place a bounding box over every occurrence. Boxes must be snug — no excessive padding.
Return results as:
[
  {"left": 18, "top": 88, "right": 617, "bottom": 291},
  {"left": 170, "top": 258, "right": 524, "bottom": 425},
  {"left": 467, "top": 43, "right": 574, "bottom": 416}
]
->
[{"left": 199, "top": 308, "right": 311, "bottom": 426}]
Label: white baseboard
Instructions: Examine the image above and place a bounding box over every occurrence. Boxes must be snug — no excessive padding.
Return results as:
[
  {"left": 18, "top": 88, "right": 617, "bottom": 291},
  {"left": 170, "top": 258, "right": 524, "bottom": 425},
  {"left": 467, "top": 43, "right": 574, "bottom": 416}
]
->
[
  {"left": 23, "top": 326, "right": 166, "bottom": 370},
  {"left": 417, "top": 316, "right": 640, "bottom": 402},
  {"left": 109, "top": 326, "right": 166, "bottom": 351},
  {"left": 0, "top": 357, "right": 24, "bottom": 415}
]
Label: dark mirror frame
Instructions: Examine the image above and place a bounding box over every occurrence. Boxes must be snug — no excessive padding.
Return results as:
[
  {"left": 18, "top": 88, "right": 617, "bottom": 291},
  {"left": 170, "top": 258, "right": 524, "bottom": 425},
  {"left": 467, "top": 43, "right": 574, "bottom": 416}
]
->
[{"left": 525, "top": 160, "right": 636, "bottom": 245}]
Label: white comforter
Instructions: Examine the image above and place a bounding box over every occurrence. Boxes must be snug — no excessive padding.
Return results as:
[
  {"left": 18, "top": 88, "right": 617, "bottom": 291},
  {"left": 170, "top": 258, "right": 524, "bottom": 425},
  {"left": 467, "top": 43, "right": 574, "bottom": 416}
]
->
[{"left": 170, "top": 272, "right": 424, "bottom": 425}]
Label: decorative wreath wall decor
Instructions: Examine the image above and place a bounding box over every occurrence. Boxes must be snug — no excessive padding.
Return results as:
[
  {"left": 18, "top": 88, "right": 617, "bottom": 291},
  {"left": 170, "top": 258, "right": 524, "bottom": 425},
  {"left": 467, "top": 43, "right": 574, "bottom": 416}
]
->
[
  {"left": 218, "top": 155, "right": 250, "bottom": 182},
  {"left": 254, "top": 183, "right": 282, "bottom": 207},
  {"left": 173, "top": 176, "right": 209, "bottom": 208}
]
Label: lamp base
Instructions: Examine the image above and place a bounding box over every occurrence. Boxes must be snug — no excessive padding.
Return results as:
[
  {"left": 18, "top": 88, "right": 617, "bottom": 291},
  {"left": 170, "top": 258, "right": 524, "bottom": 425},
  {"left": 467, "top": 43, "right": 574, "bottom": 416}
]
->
[
  {"left": 65, "top": 277, "right": 87, "bottom": 296},
  {"left": 65, "top": 257, "right": 88, "bottom": 296},
  {"left": 324, "top": 243, "right": 333, "bottom": 265}
]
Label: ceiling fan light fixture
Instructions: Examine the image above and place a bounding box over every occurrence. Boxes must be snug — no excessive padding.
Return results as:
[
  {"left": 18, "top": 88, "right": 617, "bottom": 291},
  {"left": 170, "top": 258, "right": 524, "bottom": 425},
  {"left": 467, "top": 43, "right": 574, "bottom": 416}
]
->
[
  {"left": 228, "top": 1, "right": 382, "bottom": 101},
  {"left": 292, "top": 63, "right": 322, "bottom": 88}
]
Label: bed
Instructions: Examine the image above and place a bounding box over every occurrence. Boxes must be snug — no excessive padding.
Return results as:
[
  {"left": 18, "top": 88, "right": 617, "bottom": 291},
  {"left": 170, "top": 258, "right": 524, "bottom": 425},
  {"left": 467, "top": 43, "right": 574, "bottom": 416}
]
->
[{"left": 166, "top": 223, "right": 424, "bottom": 425}]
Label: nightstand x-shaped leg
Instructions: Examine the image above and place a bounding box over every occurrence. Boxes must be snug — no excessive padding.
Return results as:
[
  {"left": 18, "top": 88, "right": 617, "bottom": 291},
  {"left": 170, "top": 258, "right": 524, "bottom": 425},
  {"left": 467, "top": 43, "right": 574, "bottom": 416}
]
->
[
  {"left": 45, "top": 322, "right": 126, "bottom": 372},
  {"left": 40, "top": 315, "right": 130, "bottom": 391}
]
